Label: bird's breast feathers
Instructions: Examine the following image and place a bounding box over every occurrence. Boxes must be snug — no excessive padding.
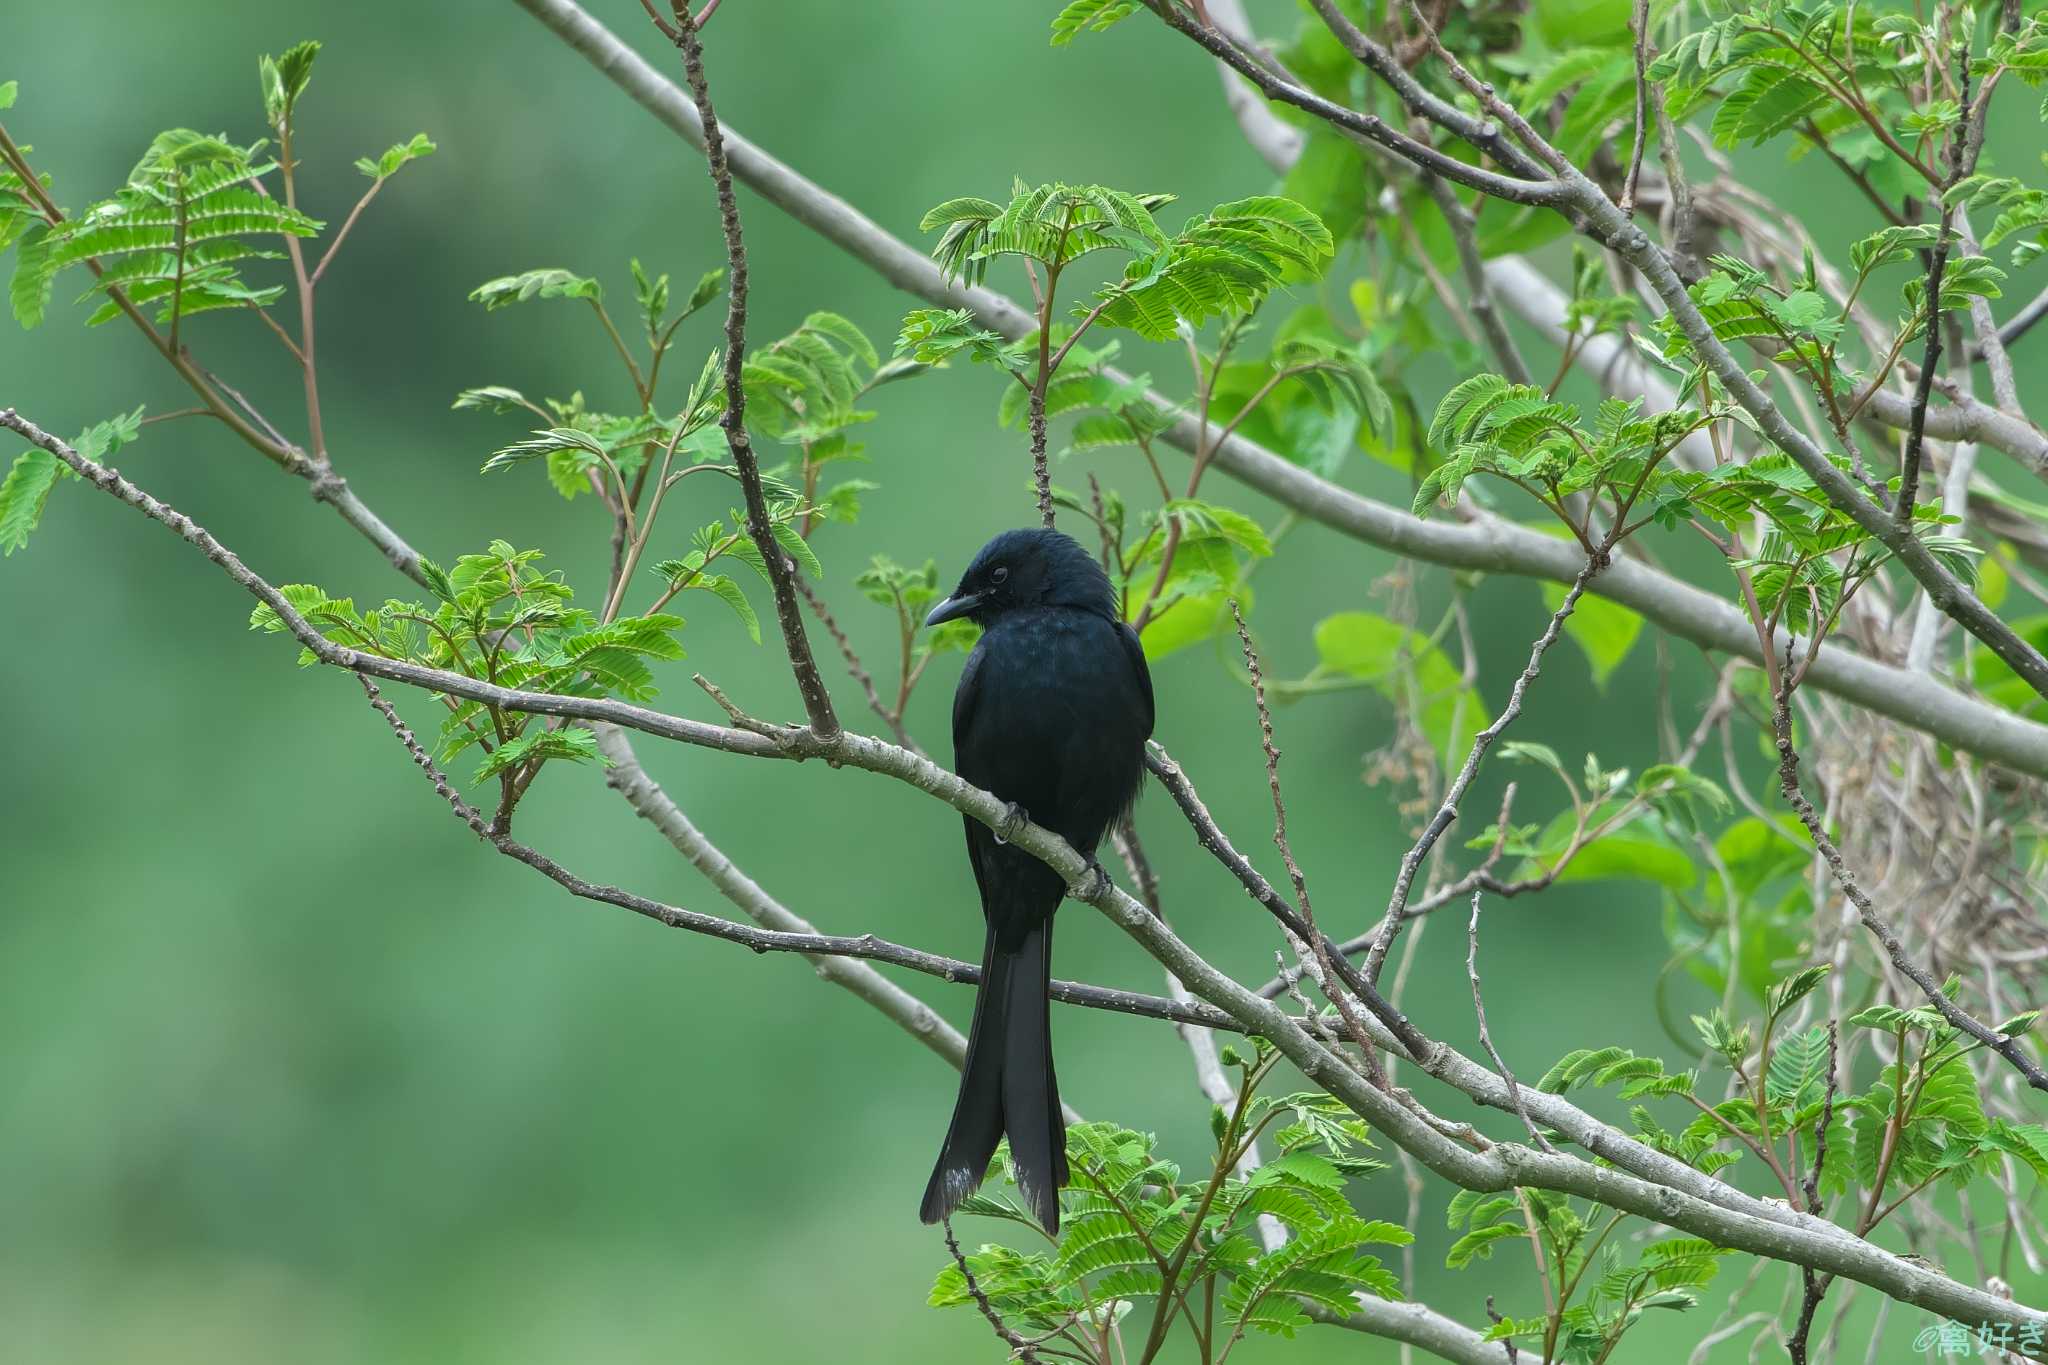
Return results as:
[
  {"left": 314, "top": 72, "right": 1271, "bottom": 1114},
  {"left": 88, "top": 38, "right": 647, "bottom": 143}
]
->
[
  {"left": 955, "top": 606, "right": 1150, "bottom": 817},
  {"left": 970, "top": 610, "right": 1143, "bottom": 718}
]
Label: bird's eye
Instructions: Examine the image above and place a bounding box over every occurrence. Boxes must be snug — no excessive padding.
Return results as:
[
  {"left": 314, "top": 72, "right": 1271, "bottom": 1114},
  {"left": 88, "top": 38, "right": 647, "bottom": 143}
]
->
[{"left": 991, "top": 566, "right": 1009, "bottom": 584}]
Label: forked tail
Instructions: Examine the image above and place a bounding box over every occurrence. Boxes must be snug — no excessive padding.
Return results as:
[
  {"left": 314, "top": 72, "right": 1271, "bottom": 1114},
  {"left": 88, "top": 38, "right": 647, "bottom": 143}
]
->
[{"left": 918, "top": 917, "right": 1066, "bottom": 1233}]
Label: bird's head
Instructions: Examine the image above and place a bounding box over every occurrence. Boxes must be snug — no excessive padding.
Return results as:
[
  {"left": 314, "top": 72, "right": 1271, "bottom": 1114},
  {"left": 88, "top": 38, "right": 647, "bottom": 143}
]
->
[{"left": 924, "top": 528, "right": 1115, "bottom": 628}]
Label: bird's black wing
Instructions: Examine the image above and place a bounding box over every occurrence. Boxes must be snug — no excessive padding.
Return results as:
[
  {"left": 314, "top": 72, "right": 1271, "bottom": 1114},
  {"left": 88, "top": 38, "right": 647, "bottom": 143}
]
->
[
  {"left": 952, "top": 636, "right": 987, "bottom": 743},
  {"left": 1115, "top": 617, "right": 1156, "bottom": 742},
  {"left": 952, "top": 639, "right": 995, "bottom": 903}
]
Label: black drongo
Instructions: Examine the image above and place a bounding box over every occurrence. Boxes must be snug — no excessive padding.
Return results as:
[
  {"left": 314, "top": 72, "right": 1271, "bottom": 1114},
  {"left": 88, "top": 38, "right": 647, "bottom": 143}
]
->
[{"left": 917, "top": 528, "right": 1155, "bottom": 1235}]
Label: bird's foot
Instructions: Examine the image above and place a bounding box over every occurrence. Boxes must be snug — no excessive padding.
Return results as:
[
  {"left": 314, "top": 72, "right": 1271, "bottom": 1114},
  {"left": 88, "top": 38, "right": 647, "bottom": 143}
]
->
[
  {"left": 994, "top": 802, "right": 1030, "bottom": 846},
  {"left": 1074, "top": 855, "right": 1113, "bottom": 901}
]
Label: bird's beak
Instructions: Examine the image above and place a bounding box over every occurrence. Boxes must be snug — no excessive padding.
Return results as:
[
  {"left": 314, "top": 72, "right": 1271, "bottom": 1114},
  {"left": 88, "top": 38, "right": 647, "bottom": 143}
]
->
[{"left": 924, "top": 592, "right": 980, "bottom": 628}]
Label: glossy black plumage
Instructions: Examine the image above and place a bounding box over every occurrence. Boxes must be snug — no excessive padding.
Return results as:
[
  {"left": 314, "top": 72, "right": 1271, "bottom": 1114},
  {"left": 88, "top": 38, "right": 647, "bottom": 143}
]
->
[{"left": 917, "top": 529, "right": 1154, "bottom": 1234}]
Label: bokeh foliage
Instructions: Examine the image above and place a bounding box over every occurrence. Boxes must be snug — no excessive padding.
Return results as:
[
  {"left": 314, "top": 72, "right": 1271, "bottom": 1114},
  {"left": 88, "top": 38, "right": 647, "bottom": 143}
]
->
[{"left": 3, "top": 0, "right": 2045, "bottom": 1361}]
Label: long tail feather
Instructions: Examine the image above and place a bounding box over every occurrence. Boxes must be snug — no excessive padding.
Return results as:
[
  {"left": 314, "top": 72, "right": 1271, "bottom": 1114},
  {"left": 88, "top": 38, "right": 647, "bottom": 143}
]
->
[{"left": 919, "top": 917, "right": 1065, "bottom": 1233}]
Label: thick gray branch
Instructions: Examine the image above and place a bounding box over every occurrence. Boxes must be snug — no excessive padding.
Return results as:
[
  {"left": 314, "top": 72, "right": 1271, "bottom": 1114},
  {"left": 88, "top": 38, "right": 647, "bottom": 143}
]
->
[
  {"left": 594, "top": 722, "right": 969, "bottom": 1068},
  {"left": 1203, "top": 0, "right": 1305, "bottom": 173},
  {"left": 1313, "top": 1302, "right": 1513, "bottom": 1364}
]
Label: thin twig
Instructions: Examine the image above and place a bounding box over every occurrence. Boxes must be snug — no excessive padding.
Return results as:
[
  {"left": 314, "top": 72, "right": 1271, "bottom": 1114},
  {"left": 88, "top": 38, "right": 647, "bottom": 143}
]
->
[
  {"left": 1366, "top": 555, "right": 1604, "bottom": 984},
  {"left": 1467, "top": 889, "right": 1554, "bottom": 1151},
  {"left": 269, "top": 117, "right": 327, "bottom": 461},
  {"left": 636, "top": 0, "right": 680, "bottom": 39},
  {"left": 310, "top": 176, "right": 386, "bottom": 287},
  {"left": 1144, "top": 741, "right": 1433, "bottom": 1060},
  {"left": 667, "top": 1, "right": 839, "bottom": 736},
  {"left": 1232, "top": 600, "right": 1387, "bottom": 1079},
  {"left": 1146, "top": 0, "right": 1567, "bottom": 205},
  {"left": 1621, "top": 0, "right": 1651, "bottom": 218},
  {"left": 1114, "top": 820, "right": 1291, "bottom": 1256},
  {"left": 1970, "top": 283, "right": 2048, "bottom": 360},
  {"left": 795, "top": 573, "right": 921, "bottom": 755},
  {"left": 593, "top": 723, "right": 971, "bottom": 1072},
  {"left": 1957, "top": 210, "right": 2021, "bottom": 413},
  {"left": 945, "top": 1219, "right": 1046, "bottom": 1363},
  {"left": 1399, "top": 0, "right": 1571, "bottom": 174},
  {"left": 1895, "top": 219, "right": 1955, "bottom": 526},
  {"left": 1652, "top": 102, "right": 1697, "bottom": 275},
  {"left": 1422, "top": 172, "right": 1532, "bottom": 386},
  {"left": 1265, "top": 704, "right": 1729, "bottom": 994},
  {"left": 1786, "top": 1021, "right": 1840, "bottom": 1365},
  {"left": 1296, "top": 0, "right": 1554, "bottom": 181}
]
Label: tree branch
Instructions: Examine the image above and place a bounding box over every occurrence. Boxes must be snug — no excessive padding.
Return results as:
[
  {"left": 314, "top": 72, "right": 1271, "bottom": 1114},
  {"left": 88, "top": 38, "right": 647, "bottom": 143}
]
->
[
  {"left": 592, "top": 723, "right": 966, "bottom": 1065},
  {"left": 1422, "top": 172, "right": 1534, "bottom": 387},
  {"left": 665, "top": 1, "right": 839, "bottom": 737},
  {"left": 1144, "top": 0, "right": 1567, "bottom": 206},
  {"left": 364, "top": 681, "right": 1233, "bottom": 1038},
  {"left": 1231, "top": 600, "right": 1387, "bottom": 1076},
  {"left": 1896, "top": 235, "right": 1960, "bottom": 524},
  {"left": 1466, "top": 888, "right": 1552, "bottom": 1151},
  {"left": 502, "top": 0, "right": 2048, "bottom": 778},
  {"left": 1310, "top": 1301, "right": 1514, "bottom": 1365},
  {"left": 943, "top": 1219, "right": 1046, "bottom": 1363},
  {"left": 1970, "top": 282, "right": 2048, "bottom": 361},
  {"left": 1143, "top": 740, "right": 1433, "bottom": 1060},
  {"left": 1300, "top": 0, "right": 1553, "bottom": 181},
  {"left": 1621, "top": 0, "right": 1651, "bottom": 217},
  {"left": 1771, "top": 680, "right": 2048, "bottom": 1092},
  {"left": 1222, "top": 0, "right": 2048, "bottom": 702},
  {"left": 1202, "top": 0, "right": 1305, "bottom": 173},
  {"left": 1367, "top": 558, "right": 1601, "bottom": 983},
  {"left": 1956, "top": 210, "right": 2021, "bottom": 414}
]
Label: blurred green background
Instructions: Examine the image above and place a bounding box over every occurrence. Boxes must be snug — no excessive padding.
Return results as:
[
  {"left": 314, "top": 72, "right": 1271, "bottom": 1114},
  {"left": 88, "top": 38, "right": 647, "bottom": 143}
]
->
[{"left": 2, "top": 2, "right": 2037, "bottom": 1361}]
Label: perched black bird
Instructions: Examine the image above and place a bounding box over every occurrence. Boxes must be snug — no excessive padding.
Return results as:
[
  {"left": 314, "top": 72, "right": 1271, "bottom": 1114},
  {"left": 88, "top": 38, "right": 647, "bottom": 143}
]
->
[{"left": 918, "top": 528, "right": 1154, "bottom": 1234}]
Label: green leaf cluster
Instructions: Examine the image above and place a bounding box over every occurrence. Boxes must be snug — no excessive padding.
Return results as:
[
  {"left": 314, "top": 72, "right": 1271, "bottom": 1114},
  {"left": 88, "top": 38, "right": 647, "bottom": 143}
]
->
[
  {"left": 744, "top": 311, "right": 904, "bottom": 531},
  {"left": 919, "top": 183, "right": 1332, "bottom": 341},
  {"left": 651, "top": 506, "right": 823, "bottom": 645},
  {"left": 0, "top": 406, "right": 144, "bottom": 555},
  {"left": 247, "top": 541, "right": 685, "bottom": 786},
  {"left": 27, "top": 131, "right": 318, "bottom": 330},
  {"left": 934, "top": 1048, "right": 1407, "bottom": 1356},
  {"left": 4, "top": 41, "right": 435, "bottom": 340},
  {"left": 1048, "top": 0, "right": 1136, "bottom": 45},
  {"left": 1416, "top": 378, "right": 1713, "bottom": 541},
  {"left": 856, "top": 555, "right": 979, "bottom": 657},
  {"left": 1453, "top": 1187, "right": 1729, "bottom": 1363}
]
